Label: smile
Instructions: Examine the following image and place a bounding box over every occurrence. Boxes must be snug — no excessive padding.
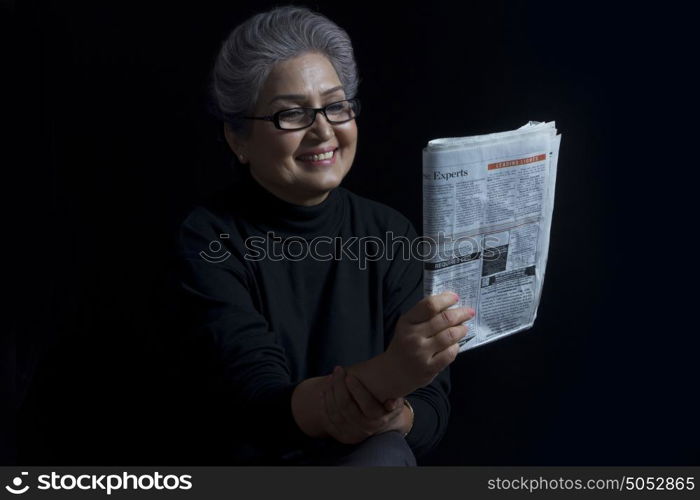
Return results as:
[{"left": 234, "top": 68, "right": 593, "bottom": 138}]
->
[{"left": 296, "top": 149, "right": 337, "bottom": 162}]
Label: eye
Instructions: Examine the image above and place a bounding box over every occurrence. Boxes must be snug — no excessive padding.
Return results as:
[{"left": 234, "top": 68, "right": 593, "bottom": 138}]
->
[
  {"left": 325, "top": 102, "right": 347, "bottom": 114},
  {"left": 278, "top": 108, "right": 308, "bottom": 122}
]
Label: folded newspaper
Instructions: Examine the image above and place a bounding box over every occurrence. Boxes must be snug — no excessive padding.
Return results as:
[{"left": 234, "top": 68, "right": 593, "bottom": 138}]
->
[{"left": 422, "top": 121, "right": 561, "bottom": 352}]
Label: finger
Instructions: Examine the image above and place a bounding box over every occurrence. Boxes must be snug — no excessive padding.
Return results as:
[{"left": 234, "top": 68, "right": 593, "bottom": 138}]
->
[
  {"left": 331, "top": 367, "right": 352, "bottom": 414},
  {"left": 402, "top": 291, "right": 459, "bottom": 324},
  {"left": 323, "top": 391, "right": 353, "bottom": 442},
  {"left": 384, "top": 397, "right": 404, "bottom": 413},
  {"left": 429, "top": 324, "right": 468, "bottom": 352},
  {"left": 322, "top": 388, "right": 339, "bottom": 425},
  {"left": 326, "top": 370, "right": 348, "bottom": 428},
  {"left": 383, "top": 398, "right": 399, "bottom": 413},
  {"left": 430, "top": 342, "right": 461, "bottom": 372},
  {"left": 327, "top": 372, "right": 371, "bottom": 443},
  {"left": 332, "top": 367, "right": 367, "bottom": 425},
  {"left": 345, "top": 374, "right": 387, "bottom": 420},
  {"left": 425, "top": 307, "right": 475, "bottom": 337}
]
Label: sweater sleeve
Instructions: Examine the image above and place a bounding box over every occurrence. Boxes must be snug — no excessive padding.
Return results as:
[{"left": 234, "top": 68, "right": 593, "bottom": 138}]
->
[
  {"left": 382, "top": 217, "right": 451, "bottom": 458},
  {"left": 176, "top": 210, "right": 308, "bottom": 449}
]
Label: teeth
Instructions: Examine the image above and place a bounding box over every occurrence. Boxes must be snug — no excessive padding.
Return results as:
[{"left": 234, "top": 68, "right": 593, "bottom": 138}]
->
[{"left": 299, "top": 150, "right": 335, "bottom": 161}]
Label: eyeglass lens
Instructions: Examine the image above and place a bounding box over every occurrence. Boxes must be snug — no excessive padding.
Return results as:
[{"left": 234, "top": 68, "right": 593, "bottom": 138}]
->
[{"left": 277, "top": 100, "right": 357, "bottom": 129}]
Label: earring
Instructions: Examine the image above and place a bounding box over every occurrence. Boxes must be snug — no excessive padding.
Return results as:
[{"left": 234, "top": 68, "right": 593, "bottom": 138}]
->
[{"left": 238, "top": 154, "right": 246, "bottom": 163}]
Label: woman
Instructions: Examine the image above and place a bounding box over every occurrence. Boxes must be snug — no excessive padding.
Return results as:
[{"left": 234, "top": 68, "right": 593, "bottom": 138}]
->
[{"left": 177, "top": 6, "right": 474, "bottom": 465}]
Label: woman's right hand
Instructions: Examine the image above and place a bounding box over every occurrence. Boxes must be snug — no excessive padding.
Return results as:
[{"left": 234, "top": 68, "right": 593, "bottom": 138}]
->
[
  {"left": 383, "top": 291, "right": 474, "bottom": 391},
  {"left": 321, "top": 366, "right": 406, "bottom": 444}
]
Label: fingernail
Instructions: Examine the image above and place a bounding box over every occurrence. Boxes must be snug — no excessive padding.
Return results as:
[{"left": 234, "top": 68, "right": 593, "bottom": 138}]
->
[
  {"left": 468, "top": 307, "right": 476, "bottom": 316},
  {"left": 451, "top": 292, "right": 460, "bottom": 302}
]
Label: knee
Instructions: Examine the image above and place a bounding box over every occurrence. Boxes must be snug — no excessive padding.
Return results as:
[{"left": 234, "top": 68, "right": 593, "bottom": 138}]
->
[
  {"left": 339, "top": 430, "right": 417, "bottom": 467},
  {"left": 375, "top": 431, "right": 417, "bottom": 467}
]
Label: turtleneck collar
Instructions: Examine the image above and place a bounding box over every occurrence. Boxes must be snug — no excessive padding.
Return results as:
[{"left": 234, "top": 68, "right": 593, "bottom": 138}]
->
[{"left": 231, "top": 166, "right": 345, "bottom": 238}]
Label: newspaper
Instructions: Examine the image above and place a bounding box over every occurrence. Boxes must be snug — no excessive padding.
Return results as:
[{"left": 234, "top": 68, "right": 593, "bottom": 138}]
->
[{"left": 422, "top": 121, "right": 561, "bottom": 352}]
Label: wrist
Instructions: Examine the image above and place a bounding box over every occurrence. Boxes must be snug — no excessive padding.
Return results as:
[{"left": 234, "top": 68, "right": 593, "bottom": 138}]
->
[
  {"left": 375, "top": 351, "right": 412, "bottom": 399},
  {"left": 385, "top": 398, "right": 414, "bottom": 436},
  {"left": 346, "top": 352, "right": 402, "bottom": 401}
]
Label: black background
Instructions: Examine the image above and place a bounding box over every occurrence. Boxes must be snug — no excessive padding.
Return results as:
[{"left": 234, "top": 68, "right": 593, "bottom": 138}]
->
[{"left": 7, "top": 1, "right": 699, "bottom": 465}]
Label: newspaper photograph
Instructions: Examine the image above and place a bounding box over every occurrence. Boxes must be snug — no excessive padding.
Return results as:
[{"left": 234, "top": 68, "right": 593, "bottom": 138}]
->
[{"left": 422, "top": 121, "right": 561, "bottom": 352}]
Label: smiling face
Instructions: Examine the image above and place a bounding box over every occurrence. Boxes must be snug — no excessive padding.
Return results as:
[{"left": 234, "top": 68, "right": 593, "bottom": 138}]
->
[{"left": 225, "top": 52, "right": 358, "bottom": 206}]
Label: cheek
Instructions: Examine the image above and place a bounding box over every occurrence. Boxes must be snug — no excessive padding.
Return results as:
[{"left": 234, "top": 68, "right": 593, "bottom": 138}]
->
[
  {"left": 277, "top": 134, "right": 305, "bottom": 162},
  {"left": 253, "top": 132, "right": 301, "bottom": 166},
  {"left": 338, "top": 123, "right": 358, "bottom": 150}
]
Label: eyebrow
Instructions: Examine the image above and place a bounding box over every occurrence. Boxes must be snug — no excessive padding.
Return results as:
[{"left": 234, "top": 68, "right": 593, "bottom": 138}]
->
[{"left": 268, "top": 85, "right": 345, "bottom": 105}]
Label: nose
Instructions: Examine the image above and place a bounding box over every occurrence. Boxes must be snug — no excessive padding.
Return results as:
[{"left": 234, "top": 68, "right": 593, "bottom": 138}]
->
[{"left": 308, "top": 110, "right": 334, "bottom": 140}]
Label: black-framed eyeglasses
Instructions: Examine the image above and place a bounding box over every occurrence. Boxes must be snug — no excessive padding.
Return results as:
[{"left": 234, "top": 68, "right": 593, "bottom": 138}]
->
[{"left": 242, "top": 98, "right": 361, "bottom": 131}]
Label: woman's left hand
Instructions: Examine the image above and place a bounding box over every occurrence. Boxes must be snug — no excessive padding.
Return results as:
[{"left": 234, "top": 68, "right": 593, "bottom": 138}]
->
[{"left": 322, "top": 365, "right": 406, "bottom": 444}]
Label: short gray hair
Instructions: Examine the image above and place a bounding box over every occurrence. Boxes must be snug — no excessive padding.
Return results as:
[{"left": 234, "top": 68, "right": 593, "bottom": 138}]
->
[{"left": 209, "top": 6, "right": 359, "bottom": 134}]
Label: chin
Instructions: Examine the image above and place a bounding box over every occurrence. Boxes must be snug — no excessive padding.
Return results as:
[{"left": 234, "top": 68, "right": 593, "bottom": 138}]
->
[
  {"left": 306, "top": 167, "right": 347, "bottom": 189},
  {"left": 304, "top": 179, "right": 340, "bottom": 198}
]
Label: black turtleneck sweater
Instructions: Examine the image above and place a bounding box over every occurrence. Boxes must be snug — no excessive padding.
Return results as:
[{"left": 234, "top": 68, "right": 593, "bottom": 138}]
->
[{"left": 176, "top": 168, "right": 450, "bottom": 463}]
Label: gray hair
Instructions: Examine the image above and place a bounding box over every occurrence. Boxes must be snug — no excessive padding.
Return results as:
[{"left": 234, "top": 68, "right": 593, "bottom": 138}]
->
[{"left": 209, "top": 6, "right": 359, "bottom": 135}]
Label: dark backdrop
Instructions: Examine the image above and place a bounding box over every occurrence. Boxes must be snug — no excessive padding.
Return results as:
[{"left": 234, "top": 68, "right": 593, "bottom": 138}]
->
[{"left": 8, "top": 1, "right": 698, "bottom": 465}]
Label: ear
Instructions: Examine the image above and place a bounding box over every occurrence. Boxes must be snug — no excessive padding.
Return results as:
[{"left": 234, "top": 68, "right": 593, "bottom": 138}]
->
[{"left": 223, "top": 123, "right": 249, "bottom": 164}]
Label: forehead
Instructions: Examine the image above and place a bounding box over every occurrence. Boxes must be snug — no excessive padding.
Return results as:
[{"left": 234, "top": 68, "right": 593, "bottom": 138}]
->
[{"left": 259, "top": 52, "right": 342, "bottom": 99}]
